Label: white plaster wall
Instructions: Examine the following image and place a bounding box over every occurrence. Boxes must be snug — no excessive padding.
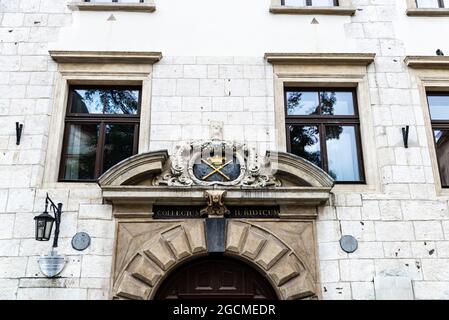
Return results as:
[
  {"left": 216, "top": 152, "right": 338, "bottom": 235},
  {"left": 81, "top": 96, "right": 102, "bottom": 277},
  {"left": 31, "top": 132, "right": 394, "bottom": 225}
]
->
[
  {"left": 51, "top": 0, "right": 449, "bottom": 56},
  {"left": 394, "top": 0, "right": 449, "bottom": 56},
  {"left": 52, "top": 0, "right": 356, "bottom": 55}
]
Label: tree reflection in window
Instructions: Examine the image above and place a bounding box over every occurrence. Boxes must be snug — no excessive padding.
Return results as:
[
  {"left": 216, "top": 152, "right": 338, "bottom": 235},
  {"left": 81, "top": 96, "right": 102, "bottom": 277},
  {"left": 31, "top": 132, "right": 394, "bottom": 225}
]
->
[
  {"left": 60, "top": 86, "right": 140, "bottom": 181},
  {"left": 71, "top": 88, "right": 139, "bottom": 115},
  {"left": 289, "top": 125, "right": 321, "bottom": 167},
  {"left": 285, "top": 88, "right": 364, "bottom": 183}
]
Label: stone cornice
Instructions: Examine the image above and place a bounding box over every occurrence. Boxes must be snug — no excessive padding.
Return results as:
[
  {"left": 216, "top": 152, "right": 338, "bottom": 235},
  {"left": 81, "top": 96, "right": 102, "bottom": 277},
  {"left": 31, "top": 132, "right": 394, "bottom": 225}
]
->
[
  {"left": 264, "top": 53, "right": 376, "bottom": 66},
  {"left": 68, "top": 2, "right": 156, "bottom": 13},
  {"left": 269, "top": 5, "right": 356, "bottom": 16},
  {"left": 49, "top": 50, "right": 163, "bottom": 64},
  {"left": 405, "top": 56, "right": 449, "bottom": 69},
  {"left": 101, "top": 186, "right": 332, "bottom": 207},
  {"left": 406, "top": 8, "right": 449, "bottom": 16}
]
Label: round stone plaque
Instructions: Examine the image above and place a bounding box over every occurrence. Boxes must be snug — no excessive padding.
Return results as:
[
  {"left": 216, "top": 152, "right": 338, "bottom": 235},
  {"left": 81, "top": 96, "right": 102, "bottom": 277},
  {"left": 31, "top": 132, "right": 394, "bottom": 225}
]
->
[
  {"left": 72, "top": 232, "right": 91, "bottom": 251},
  {"left": 339, "top": 235, "right": 358, "bottom": 253}
]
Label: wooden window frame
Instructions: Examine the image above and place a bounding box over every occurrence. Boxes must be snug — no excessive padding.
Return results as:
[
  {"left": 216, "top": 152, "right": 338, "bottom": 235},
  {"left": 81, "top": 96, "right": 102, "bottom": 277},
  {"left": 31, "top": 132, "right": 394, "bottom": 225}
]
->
[
  {"left": 281, "top": 0, "right": 339, "bottom": 6},
  {"left": 58, "top": 85, "right": 142, "bottom": 182},
  {"left": 427, "top": 91, "right": 449, "bottom": 188},
  {"left": 284, "top": 87, "right": 365, "bottom": 184}
]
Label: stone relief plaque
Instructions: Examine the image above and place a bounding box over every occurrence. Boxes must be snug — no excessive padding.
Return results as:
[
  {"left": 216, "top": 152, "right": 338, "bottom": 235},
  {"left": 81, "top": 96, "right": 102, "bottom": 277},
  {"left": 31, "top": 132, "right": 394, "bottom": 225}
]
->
[{"left": 153, "top": 139, "right": 280, "bottom": 188}]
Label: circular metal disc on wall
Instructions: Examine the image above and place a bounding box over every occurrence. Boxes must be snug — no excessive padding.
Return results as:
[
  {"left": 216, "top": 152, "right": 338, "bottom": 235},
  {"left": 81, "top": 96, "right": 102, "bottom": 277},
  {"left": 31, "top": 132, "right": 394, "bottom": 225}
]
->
[
  {"left": 340, "top": 235, "right": 358, "bottom": 253},
  {"left": 72, "top": 232, "right": 91, "bottom": 251}
]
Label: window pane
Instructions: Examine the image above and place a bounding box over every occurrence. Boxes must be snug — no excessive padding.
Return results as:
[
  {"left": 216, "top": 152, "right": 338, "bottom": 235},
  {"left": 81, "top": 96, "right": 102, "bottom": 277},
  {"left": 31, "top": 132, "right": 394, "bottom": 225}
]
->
[
  {"left": 289, "top": 125, "right": 321, "bottom": 167},
  {"left": 428, "top": 95, "right": 449, "bottom": 120},
  {"left": 283, "top": 0, "right": 306, "bottom": 6},
  {"left": 434, "top": 130, "right": 449, "bottom": 187},
  {"left": 286, "top": 91, "right": 319, "bottom": 116},
  {"left": 283, "top": 0, "right": 335, "bottom": 5},
  {"left": 325, "top": 125, "right": 361, "bottom": 181},
  {"left": 311, "top": 0, "right": 335, "bottom": 6},
  {"left": 63, "top": 124, "right": 99, "bottom": 180},
  {"left": 70, "top": 88, "right": 139, "bottom": 115},
  {"left": 320, "top": 91, "right": 355, "bottom": 116},
  {"left": 445, "top": 0, "right": 449, "bottom": 8},
  {"left": 416, "top": 0, "right": 440, "bottom": 8},
  {"left": 103, "top": 124, "right": 136, "bottom": 173}
]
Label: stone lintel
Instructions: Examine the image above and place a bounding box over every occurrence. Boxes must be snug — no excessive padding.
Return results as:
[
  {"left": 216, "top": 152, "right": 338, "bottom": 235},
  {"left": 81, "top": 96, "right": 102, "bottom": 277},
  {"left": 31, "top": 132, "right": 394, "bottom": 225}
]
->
[
  {"left": 68, "top": 2, "right": 156, "bottom": 13},
  {"left": 406, "top": 8, "right": 449, "bottom": 16},
  {"left": 269, "top": 5, "right": 356, "bottom": 16},
  {"left": 265, "top": 52, "right": 376, "bottom": 66},
  {"left": 405, "top": 56, "right": 449, "bottom": 69},
  {"left": 49, "top": 50, "right": 163, "bottom": 65}
]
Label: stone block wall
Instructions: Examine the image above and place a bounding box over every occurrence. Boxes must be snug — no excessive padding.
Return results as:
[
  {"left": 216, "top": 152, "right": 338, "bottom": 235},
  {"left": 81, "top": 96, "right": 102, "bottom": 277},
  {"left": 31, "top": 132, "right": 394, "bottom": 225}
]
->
[
  {"left": 0, "top": 0, "right": 113, "bottom": 300},
  {"left": 1, "top": 0, "right": 449, "bottom": 300},
  {"left": 150, "top": 56, "right": 276, "bottom": 155},
  {"left": 316, "top": 0, "right": 449, "bottom": 300}
]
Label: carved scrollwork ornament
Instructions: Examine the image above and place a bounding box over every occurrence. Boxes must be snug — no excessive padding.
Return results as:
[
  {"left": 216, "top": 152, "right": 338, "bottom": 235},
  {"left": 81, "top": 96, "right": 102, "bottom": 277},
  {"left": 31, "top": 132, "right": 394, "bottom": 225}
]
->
[{"left": 153, "top": 139, "right": 281, "bottom": 188}]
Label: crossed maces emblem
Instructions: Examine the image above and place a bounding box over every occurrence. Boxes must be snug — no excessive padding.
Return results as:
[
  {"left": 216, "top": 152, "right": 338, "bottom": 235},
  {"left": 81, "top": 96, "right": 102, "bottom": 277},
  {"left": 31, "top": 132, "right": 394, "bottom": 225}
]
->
[
  {"left": 200, "top": 155, "right": 233, "bottom": 181},
  {"left": 192, "top": 151, "right": 241, "bottom": 183}
]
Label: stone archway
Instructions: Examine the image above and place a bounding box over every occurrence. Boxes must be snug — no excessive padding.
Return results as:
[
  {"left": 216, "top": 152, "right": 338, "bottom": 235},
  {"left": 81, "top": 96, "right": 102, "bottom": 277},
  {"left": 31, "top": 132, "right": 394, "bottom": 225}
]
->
[
  {"left": 154, "top": 256, "right": 279, "bottom": 299},
  {"left": 99, "top": 146, "right": 334, "bottom": 300},
  {"left": 112, "top": 220, "right": 317, "bottom": 300}
]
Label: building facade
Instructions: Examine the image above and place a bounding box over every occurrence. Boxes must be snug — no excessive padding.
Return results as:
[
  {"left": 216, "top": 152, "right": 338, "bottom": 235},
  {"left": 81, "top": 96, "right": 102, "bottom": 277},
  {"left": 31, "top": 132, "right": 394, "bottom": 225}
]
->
[{"left": 1, "top": 0, "right": 449, "bottom": 300}]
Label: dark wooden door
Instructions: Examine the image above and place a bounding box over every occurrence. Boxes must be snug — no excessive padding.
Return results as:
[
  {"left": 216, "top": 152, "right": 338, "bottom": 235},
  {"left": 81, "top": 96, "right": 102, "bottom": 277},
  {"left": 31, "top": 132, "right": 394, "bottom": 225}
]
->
[{"left": 154, "top": 256, "right": 277, "bottom": 300}]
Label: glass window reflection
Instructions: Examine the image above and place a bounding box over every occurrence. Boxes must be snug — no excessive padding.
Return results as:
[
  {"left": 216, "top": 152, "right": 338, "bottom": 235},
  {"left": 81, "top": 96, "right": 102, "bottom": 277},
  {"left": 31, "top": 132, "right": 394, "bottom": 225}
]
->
[
  {"left": 325, "top": 126, "right": 361, "bottom": 182},
  {"left": 289, "top": 125, "right": 321, "bottom": 167},
  {"left": 416, "top": 0, "right": 441, "bottom": 8},
  {"left": 434, "top": 130, "right": 449, "bottom": 187},
  {"left": 63, "top": 124, "right": 99, "bottom": 180},
  {"left": 103, "top": 124, "right": 136, "bottom": 173},
  {"left": 71, "top": 88, "right": 139, "bottom": 115},
  {"left": 282, "top": 0, "right": 336, "bottom": 6},
  {"left": 428, "top": 95, "right": 449, "bottom": 120},
  {"left": 321, "top": 91, "right": 355, "bottom": 116},
  {"left": 286, "top": 91, "right": 319, "bottom": 116}
]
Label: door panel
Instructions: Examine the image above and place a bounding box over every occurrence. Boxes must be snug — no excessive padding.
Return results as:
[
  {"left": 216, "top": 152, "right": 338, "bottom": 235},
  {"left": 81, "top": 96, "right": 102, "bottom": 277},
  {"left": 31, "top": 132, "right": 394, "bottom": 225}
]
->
[{"left": 155, "top": 257, "right": 277, "bottom": 300}]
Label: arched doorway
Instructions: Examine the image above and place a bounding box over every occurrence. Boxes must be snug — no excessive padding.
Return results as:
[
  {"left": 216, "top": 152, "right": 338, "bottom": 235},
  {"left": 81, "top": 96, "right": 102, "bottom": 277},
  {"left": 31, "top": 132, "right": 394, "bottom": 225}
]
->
[{"left": 154, "top": 256, "right": 278, "bottom": 300}]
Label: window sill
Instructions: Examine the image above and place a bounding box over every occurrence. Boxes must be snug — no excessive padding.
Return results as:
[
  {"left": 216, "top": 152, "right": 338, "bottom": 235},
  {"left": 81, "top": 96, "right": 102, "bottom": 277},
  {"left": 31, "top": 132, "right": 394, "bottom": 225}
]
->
[
  {"left": 269, "top": 5, "right": 356, "bottom": 16},
  {"left": 68, "top": 2, "right": 156, "bottom": 13},
  {"left": 406, "top": 8, "right": 449, "bottom": 16}
]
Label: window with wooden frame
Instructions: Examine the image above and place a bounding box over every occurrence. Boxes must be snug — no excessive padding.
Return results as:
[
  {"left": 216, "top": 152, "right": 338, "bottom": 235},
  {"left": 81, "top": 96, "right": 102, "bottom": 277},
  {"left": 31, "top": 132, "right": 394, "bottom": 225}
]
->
[
  {"left": 416, "top": 0, "right": 449, "bottom": 8},
  {"left": 281, "top": 0, "right": 339, "bottom": 6},
  {"left": 59, "top": 86, "right": 141, "bottom": 182},
  {"left": 427, "top": 92, "right": 449, "bottom": 188},
  {"left": 284, "top": 88, "right": 365, "bottom": 183}
]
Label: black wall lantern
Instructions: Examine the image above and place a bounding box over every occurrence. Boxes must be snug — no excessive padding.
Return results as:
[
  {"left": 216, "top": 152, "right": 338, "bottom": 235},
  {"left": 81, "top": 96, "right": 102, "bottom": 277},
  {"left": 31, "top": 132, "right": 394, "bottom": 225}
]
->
[
  {"left": 34, "top": 194, "right": 63, "bottom": 247},
  {"left": 33, "top": 194, "right": 67, "bottom": 278}
]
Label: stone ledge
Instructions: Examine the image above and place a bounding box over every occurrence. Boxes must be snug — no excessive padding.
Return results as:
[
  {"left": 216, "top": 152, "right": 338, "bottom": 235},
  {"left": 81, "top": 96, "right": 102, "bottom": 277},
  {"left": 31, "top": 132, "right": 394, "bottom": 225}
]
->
[
  {"left": 49, "top": 50, "right": 163, "bottom": 64},
  {"left": 405, "top": 56, "right": 449, "bottom": 69},
  {"left": 102, "top": 186, "right": 332, "bottom": 207},
  {"left": 406, "top": 8, "right": 449, "bottom": 16},
  {"left": 269, "top": 5, "right": 356, "bottom": 16},
  {"left": 265, "top": 52, "right": 376, "bottom": 66},
  {"left": 68, "top": 2, "right": 156, "bottom": 13}
]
